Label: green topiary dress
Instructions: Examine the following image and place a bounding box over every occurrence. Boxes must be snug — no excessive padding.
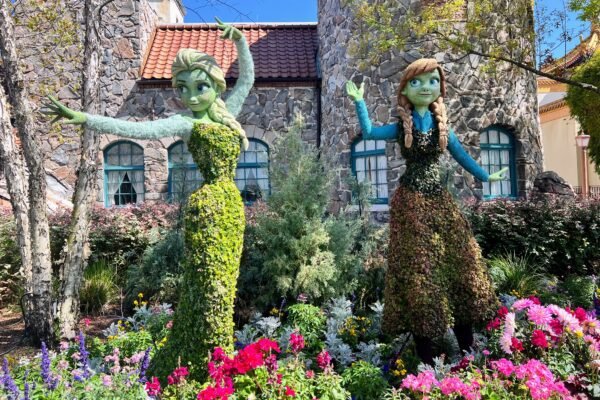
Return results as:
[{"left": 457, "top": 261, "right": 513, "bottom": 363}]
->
[{"left": 152, "top": 123, "right": 245, "bottom": 381}]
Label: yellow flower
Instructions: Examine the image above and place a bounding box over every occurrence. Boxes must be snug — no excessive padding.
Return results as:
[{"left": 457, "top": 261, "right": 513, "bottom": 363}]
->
[
  {"left": 133, "top": 300, "right": 139, "bottom": 306},
  {"left": 270, "top": 308, "right": 279, "bottom": 316},
  {"left": 138, "top": 292, "right": 144, "bottom": 298},
  {"left": 575, "top": 330, "right": 584, "bottom": 338},
  {"left": 400, "top": 369, "right": 407, "bottom": 375}
]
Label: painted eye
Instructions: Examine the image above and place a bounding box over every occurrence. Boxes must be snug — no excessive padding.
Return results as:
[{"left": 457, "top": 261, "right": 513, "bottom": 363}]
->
[
  {"left": 409, "top": 79, "right": 421, "bottom": 88},
  {"left": 430, "top": 78, "right": 440, "bottom": 85},
  {"left": 178, "top": 86, "right": 187, "bottom": 94},
  {"left": 198, "top": 83, "right": 210, "bottom": 92}
]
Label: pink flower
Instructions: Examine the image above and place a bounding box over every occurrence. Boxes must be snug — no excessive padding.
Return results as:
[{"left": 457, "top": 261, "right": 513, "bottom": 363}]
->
[
  {"left": 101, "top": 374, "right": 112, "bottom": 387},
  {"left": 145, "top": 377, "right": 161, "bottom": 396},
  {"left": 439, "top": 377, "right": 467, "bottom": 395},
  {"left": 531, "top": 329, "right": 549, "bottom": 348},
  {"left": 513, "top": 298, "right": 534, "bottom": 311},
  {"left": 500, "top": 312, "right": 516, "bottom": 353},
  {"left": 83, "top": 318, "right": 91, "bottom": 327},
  {"left": 486, "top": 317, "right": 501, "bottom": 331},
  {"left": 574, "top": 307, "right": 587, "bottom": 323},
  {"left": 306, "top": 369, "right": 315, "bottom": 379},
  {"left": 401, "top": 371, "right": 438, "bottom": 394},
  {"left": 528, "top": 305, "right": 552, "bottom": 326},
  {"left": 491, "top": 358, "right": 515, "bottom": 377},
  {"left": 289, "top": 333, "right": 305, "bottom": 353},
  {"left": 165, "top": 320, "right": 173, "bottom": 329},
  {"left": 316, "top": 350, "right": 332, "bottom": 370}
]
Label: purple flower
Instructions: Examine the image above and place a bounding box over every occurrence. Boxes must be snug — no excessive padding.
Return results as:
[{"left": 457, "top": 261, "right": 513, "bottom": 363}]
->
[
  {"left": 23, "top": 371, "right": 30, "bottom": 400},
  {"left": 1, "top": 358, "right": 20, "bottom": 400},
  {"left": 78, "top": 331, "right": 91, "bottom": 379},
  {"left": 40, "top": 342, "right": 58, "bottom": 390},
  {"left": 138, "top": 347, "right": 151, "bottom": 383}
]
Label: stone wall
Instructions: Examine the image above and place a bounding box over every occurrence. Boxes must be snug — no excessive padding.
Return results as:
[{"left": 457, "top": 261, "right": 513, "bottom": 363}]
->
[{"left": 318, "top": 0, "right": 543, "bottom": 214}]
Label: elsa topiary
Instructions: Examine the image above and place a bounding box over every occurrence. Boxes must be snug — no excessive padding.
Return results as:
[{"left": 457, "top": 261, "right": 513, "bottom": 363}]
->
[{"left": 46, "top": 18, "right": 254, "bottom": 380}]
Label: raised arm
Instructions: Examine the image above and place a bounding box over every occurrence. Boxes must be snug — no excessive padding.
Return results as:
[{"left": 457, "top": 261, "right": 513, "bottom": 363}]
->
[
  {"left": 217, "top": 18, "right": 255, "bottom": 118},
  {"left": 447, "top": 129, "right": 507, "bottom": 182},
  {"left": 44, "top": 96, "right": 193, "bottom": 139},
  {"left": 345, "top": 81, "right": 397, "bottom": 140}
]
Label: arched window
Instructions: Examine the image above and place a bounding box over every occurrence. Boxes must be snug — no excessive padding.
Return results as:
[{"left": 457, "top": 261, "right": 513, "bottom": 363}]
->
[
  {"left": 351, "top": 139, "right": 388, "bottom": 203},
  {"left": 235, "top": 139, "right": 270, "bottom": 203},
  {"left": 168, "top": 141, "right": 203, "bottom": 202},
  {"left": 104, "top": 141, "right": 145, "bottom": 206},
  {"left": 480, "top": 127, "right": 517, "bottom": 198}
]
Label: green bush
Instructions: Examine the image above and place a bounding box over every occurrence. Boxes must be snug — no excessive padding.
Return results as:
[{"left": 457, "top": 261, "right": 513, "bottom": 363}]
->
[
  {"left": 341, "top": 360, "right": 389, "bottom": 399},
  {"left": 286, "top": 303, "right": 326, "bottom": 348},
  {"left": 560, "top": 275, "right": 596, "bottom": 309},
  {"left": 487, "top": 253, "right": 551, "bottom": 297},
  {"left": 0, "top": 209, "right": 21, "bottom": 305},
  {"left": 126, "top": 227, "right": 185, "bottom": 305},
  {"left": 468, "top": 197, "right": 600, "bottom": 277},
  {"left": 80, "top": 259, "right": 118, "bottom": 314},
  {"left": 105, "top": 330, "right": 154, "bottom": 359}
]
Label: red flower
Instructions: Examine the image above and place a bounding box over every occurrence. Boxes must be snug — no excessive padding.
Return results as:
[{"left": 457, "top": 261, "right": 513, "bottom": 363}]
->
[
  {"left": 145, "top": 376, "right": 161, "bottom": 396},
  {"left": 531, "top": 329, "right": 549, "bottom": 348},
  {"left": 510, "top": 337, "right": 524, "bottom": 352},
  {"left": 289, "top": 333, "right": 305, "bottom": 353},
  {"left": 528, "top": 296, "right": 541, "bottom": 305},
  {"left": 255, "top": 338, "right": 280, "bottom": 354},
  {"left": 285, "top": 386, "right": 296, "bottom": 397},
  {"left": 197, "top": 384, "right": 234, "bottom": 400},
  {"left": 549, "top": 319, "right": 564, "bottom": 335},
  {"left": 497, "top": 306, "right": 509, "bottom": 319},
  {"left": 574, "top": 307, "right": 587, "bottom": 323},
  {"left": 212, "top": 347, "right": 228, "bottom": 363},
  {"left": 168, "top": 366, "right": 189, "bottom": 385},
  {"left": 486, "top": 317, "right": 501, "bottom": 331}
]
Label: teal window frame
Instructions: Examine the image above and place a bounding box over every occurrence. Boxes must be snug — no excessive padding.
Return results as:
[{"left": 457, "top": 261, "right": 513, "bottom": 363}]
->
[
  {"left": 480, "top": 126, "right": 517, "bottom": 199},
  {"left": 167, "top": 140, "right": 203, "bottom": 202},
  {"left": 351, "top": 139, "right": 389, "bottom": 204},
  {"left": 235, "top": 138, "right": 270, "bottom": 204},
  {"left": 103, "top": 141, "right": 145, "bottom": 207}
]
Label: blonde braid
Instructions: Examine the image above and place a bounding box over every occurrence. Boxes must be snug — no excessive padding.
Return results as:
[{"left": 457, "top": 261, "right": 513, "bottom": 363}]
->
[
  {"left": 397, "top": 95, "right": 414, "bottom": 148},
  {"left": 208, "top": 98, "right": 249, "bottom": 150},
  {"left": 430, "top": 97, "right": 448, "bottom": 150}
]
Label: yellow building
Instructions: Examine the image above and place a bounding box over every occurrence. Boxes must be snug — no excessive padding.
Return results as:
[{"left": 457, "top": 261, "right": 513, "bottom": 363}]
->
[{"left": 538, "top": 23, "right": 600, "bottom": 196}]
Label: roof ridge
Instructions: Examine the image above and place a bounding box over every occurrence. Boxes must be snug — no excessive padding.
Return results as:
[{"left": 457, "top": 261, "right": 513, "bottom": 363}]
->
[{"left": 157, "top": 22, "right": 318, "bottom": 30}]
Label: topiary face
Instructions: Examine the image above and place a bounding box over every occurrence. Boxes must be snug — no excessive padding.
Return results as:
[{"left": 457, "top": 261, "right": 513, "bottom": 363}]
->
[
  {"left": 174, "top": 69, "right": 218, "bottom": 114},
  {"left": 400, "top": 69, "right": 442, "bottom": 109}
]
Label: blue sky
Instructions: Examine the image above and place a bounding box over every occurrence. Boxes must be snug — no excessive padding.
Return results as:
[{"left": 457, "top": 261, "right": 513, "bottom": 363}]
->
[
  {"left": 180, "top": 0, "right": 590, "bottom": 59},
  {"left": 182, "top": 0, "right": 318, "bottom": 23}
]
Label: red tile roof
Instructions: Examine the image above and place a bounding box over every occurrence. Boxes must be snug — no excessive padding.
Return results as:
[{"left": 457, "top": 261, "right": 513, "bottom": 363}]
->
[{"left": 141, "top": 23, "right": 319, "bottom": 82}]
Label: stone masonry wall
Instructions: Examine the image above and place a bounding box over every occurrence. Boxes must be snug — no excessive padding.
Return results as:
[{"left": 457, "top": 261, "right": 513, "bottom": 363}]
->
[{"left": 318, "top": 0, "right": 543, "bottom": 216}]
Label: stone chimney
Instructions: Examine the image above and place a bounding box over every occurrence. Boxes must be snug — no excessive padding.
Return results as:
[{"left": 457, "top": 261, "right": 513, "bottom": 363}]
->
[{"left": 146, "top": 0, "right": 185, "bottom": 23}]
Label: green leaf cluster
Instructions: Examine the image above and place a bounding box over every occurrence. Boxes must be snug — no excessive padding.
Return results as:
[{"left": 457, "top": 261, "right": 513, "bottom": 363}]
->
[{"left": 565, "top": 51, "right": 600, "bottom": 173}]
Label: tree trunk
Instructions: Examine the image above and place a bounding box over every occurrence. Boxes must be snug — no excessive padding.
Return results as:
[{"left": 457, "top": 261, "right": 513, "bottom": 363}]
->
[
  {"left": 57, "top": 0, "right": 102, "bottom": 339},
  {"left": 0, "top": 84, "right": 32, "bottom": 302},
  {"left": 0, "top": 0, "right": 55, "bottom": 345}
]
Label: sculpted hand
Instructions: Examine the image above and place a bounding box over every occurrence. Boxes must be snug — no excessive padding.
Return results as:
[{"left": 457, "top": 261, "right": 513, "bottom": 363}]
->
[
  {"left": 345, "top": 81, "right": 365, "bottom": 102},
  {"left": 488, "top": 167, "right": 509, "bottom": 182},
  {"left": 215, "top": 16, "right": 243, "bottom": 41},
  {"left": 43, "top": 96, "right": 86, "bottom": 125}
]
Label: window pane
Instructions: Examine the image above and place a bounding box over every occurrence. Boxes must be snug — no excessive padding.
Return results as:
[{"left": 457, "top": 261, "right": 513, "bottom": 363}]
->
[
  {"left": 365, "top": 140, "right": 375, "bottom": 151},
  {"left": 480, "top": 131, "right": 488, "bottom": 144},
  {"left": 355, "top": 140, "right": 365, "bottom": 152},
  {"left": 499, "top": 132, "right": 510, "bottom": 144},
  {"left": 375, "top": 140, "right": 386, "bottom": 150},
  {"left": 489, "top": 130, "right": 499, "bottom": 144},
  {"left": 501, "top": 150, "right": 509, "bottom": 165},
  {"left": 481, "top": 150, "right": 488, "bottom": 165}
]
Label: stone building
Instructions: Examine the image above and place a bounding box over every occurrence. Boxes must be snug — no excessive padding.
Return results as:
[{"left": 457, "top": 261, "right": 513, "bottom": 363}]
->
[{"left": 1, "top": 0, "right": 544, "bottom": 213}]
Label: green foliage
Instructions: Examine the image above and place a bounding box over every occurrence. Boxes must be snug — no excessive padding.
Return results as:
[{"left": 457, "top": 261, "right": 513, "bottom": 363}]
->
[
  {"left": 238, "top": 116, "right": 343, "bottom": 308},
  {"left": 560, "top": 275, "right": 596, "bottom": 309},
  {"left": 105, "top": 330, "right": 154, "bottom": 359},
  {"left": 80, "top": 259, "right": 118, "bottom": 314},
  {"left": 286, "top": 303, "right": 326, "bottom": 347},
  {"left": 341, "top": 360, "right": 389, "bottom": 400},
  {"left": 568, "top": 0, "right": 600, "bottom": 22},
  {"left": 151, "top": 124, "right": 245, "bottom": 382},
  {"left": 487, "top": 253, "right": 551, "bottom": 297},
  {"left": 468, "top": 197, "right": 600, "bottom": 277},
  {"left": 126, "top": 227, "right": 185, "bottom": 305},
  {"left": 565, "top": 52, "right": 600, "bottom": 173},
  {"left": 0, "top": 210, "right": 22, "bottom": 305}
]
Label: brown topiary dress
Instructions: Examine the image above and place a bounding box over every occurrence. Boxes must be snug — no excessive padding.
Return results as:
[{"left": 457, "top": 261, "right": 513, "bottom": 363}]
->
[{"left": 382, "top": 123, "right": 498, "bottom": 339}]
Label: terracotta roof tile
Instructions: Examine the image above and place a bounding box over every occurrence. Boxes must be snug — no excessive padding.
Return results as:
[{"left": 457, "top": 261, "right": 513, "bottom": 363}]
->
[{"left": 141, "top": 23, "right": 319, "bottom": 82}]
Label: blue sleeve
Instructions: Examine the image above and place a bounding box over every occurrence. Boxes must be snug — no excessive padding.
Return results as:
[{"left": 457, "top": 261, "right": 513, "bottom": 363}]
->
[
  {"left": 447, "top": 129, "right": 489, "bottom": 182},
  {"left": 354, "top": 99, "right": 397, "bottom": 140}
]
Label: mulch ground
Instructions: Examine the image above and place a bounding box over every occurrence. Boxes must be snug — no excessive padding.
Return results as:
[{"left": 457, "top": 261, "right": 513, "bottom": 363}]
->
[{"left": 0, "top": 306, "right": 122, "bottom": 359}]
